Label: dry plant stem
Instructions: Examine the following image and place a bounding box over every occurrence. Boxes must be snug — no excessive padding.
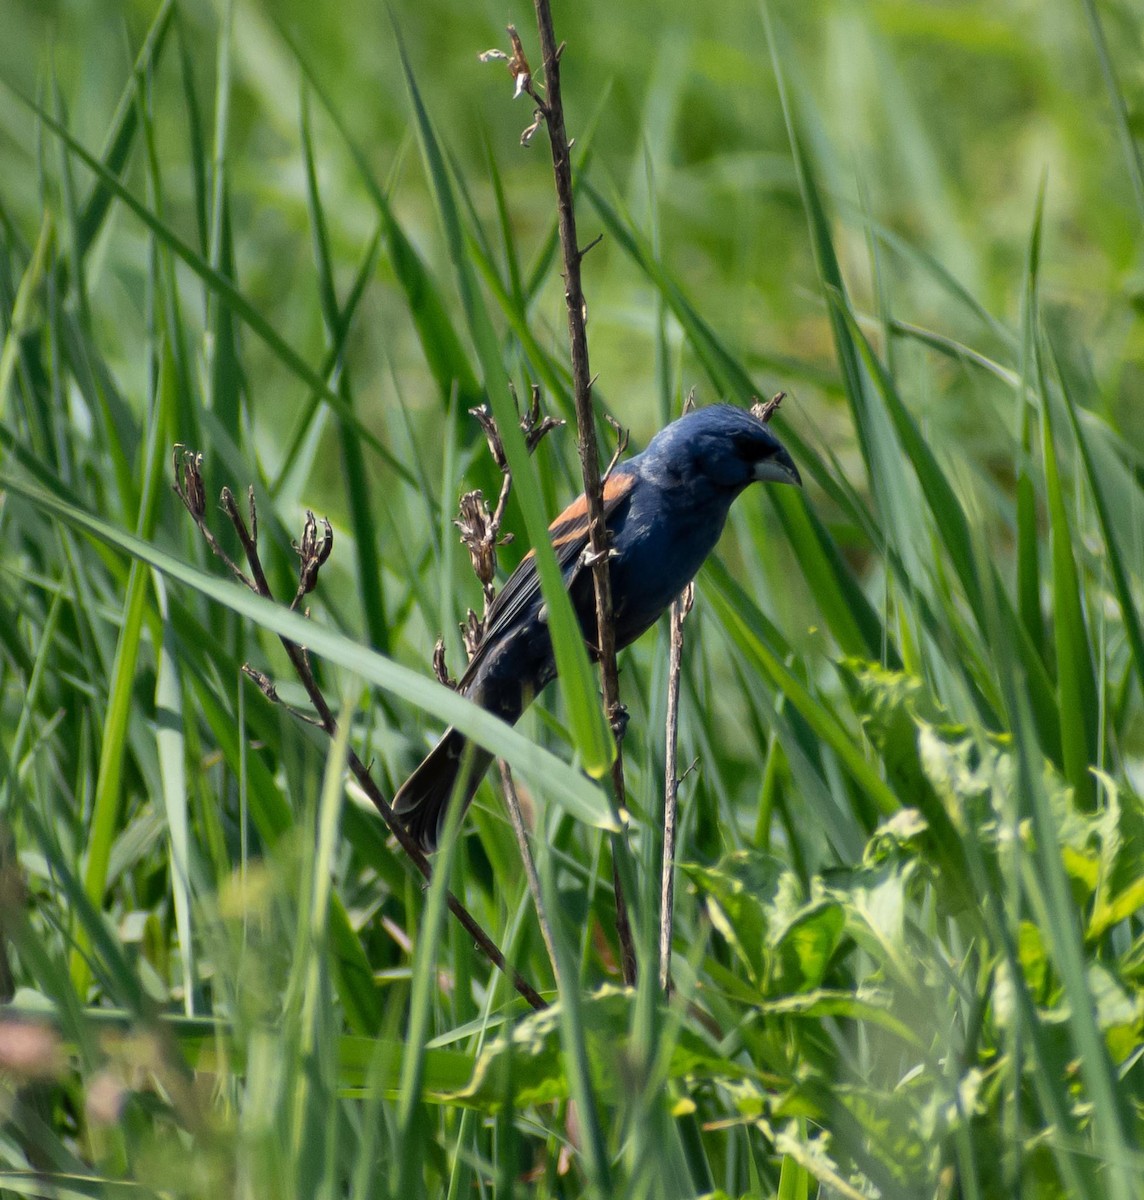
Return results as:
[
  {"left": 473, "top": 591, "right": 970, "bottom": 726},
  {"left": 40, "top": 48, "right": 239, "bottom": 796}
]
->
[
  {"left": 659, "top": 583, "right": 693, "bottom": 994},
  {"left": 453, "top": 416, "right": 560, "bottom": 987},
  {"left": 530, "top": 0, "right": 637, "bottom": 987},
  {"left": 497, "top": 761, "right": 562, "bottom": 987},
  {"left": 458, "top": 424, "right": 560, "bottom": 987},
  {"left": 174, "top": 468, "right": 546, "bottom": 1012}
]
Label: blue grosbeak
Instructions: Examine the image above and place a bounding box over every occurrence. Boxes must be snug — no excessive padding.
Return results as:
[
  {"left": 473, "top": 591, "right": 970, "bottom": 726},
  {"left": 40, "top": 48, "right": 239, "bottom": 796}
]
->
[{"left": 394, "top": 403, "right": 801, "bottom": 850}]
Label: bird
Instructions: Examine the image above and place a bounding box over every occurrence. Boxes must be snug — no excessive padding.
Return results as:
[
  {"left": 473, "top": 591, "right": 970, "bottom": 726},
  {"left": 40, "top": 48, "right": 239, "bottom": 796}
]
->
[{"left": 393, "top": 403, "right": 802, "bottom": 850}]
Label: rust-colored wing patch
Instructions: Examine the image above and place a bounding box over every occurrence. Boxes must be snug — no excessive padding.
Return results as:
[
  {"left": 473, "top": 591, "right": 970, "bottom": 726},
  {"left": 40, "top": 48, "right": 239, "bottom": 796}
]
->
[
  {"left": 458, "top": 468, "right": 639, "bottom": 689},
  {"left": 548, "top": 470, "right": 637, "bottom": 553}
]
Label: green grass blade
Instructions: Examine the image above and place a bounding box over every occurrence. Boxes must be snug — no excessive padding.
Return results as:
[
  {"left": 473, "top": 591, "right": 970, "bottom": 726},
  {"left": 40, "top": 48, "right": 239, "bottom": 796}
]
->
[
  {"left": 539, "top": 862, "right": 613, "bottom": 1195},
  {"left": 1055, "top": 355, "right": 1144, "bottom": 695},
  {"left": 1078, "top": 0, "right": 1144, "bottom": 221},
  {"left": 175, "top": 18, "right": 209, "bottom": 254},
  {"left": 291, "top": 700, "right": 353, "bottom": 1194},
  {"left": 1016, "top": 181, "right": 1048, "bottom": 666},
  {"left": 269, "top": 12, "right": 483, "bottom": 413},
  {"left": 1036, "top": 350, "right": 1098, "bottom": 808},
  {"left": 154, "top": 589, "right": 195, "bottom": 1018},
  {"left": 71, "top": 366, "right": 169, "bottom": 995},
  {"left": 0, "top": 213, "right": 54, "bottom": 422},
  {"left": 394, "top": 728, "right": 467, "bottom": 1195},
  {"left": 74, "top": 0, "right": 176, "bottom": 263},
  {"left": 5, "top": 84, "right": 416, "bottom": 489},
  {"left": 2, "top": 472, "right": 615, "bottom": 831},
  {"left": 484, "top": 138, "right": 525, "bottom": 312},
  {"left": 831, "top": 298, "right": 982, "bottom": 614},
  {"left": 300, "top": 91, "right": 390, "bottom": 655},
  {"left": 704, "top": 558, "right": 899, "bottom": 820}
]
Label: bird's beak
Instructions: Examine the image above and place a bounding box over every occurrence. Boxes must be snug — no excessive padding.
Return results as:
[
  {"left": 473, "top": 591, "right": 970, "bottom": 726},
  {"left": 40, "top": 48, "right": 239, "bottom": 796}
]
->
[{"left": 753, "top": 445, "right": 802, "bottom": 488}]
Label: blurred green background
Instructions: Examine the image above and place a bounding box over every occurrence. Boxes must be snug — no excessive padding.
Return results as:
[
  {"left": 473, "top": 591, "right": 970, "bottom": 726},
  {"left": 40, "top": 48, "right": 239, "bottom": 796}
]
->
[{"left": 5, "top": 0, "right": 1141, "bottom": 474}]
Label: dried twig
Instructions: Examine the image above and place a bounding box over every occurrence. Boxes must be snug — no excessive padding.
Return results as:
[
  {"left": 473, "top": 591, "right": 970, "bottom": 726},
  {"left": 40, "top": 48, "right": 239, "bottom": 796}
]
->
[
  {"left": 172, "top": 448, "right": 251, "bottom": 589},
  {"left": 524, "top": 2, "right": 638, "bottom": 987},
  {"left": 660, "top": 581, "right": 694, "bottom": 994},
  {"left": 455, "top": 490, "right": 504, "bottom": 610},
  {"left": 601, "top": 416, "right": 629, "bottom": 484},
  {"left": 460, "top": 608, "right": 484, "bottom": 662},
  {"left": 456, "top": 393, "right": 561, "bottom": 636},
  {"left": 445, "top": 404, "right": 563, "bottom": 987},
  {"left": 432, "top": 638, "right": 456, "bottom": 690},
  {"left": 292, "top": 510, "right": 333, "bottom": 609},
  {"left": 478, "top": 24, "right": 535, "bottom": 102},
  {"left": 497, "top": 761, "right": 561, "bottom": 988},
  {"left": 173, "top": 452, "right": 546, "bottom": 1012},
  {"left": 751, "top": 390, "right": 786, "bottom": 425},
  {"left": 521, "top": 383, "right": 565, "bottom": 453}
]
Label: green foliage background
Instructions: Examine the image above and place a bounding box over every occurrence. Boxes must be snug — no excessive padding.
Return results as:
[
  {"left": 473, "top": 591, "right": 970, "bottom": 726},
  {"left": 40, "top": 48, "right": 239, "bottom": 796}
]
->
[{"left": 0, "top": 0, "right": 1141, "bottom": 1197}]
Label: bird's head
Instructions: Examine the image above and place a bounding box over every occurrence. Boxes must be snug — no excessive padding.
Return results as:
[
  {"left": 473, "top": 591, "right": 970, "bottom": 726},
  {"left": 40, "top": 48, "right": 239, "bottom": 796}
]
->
[{"left": 639, "top": 404, "right": 802, "bottom": 497}]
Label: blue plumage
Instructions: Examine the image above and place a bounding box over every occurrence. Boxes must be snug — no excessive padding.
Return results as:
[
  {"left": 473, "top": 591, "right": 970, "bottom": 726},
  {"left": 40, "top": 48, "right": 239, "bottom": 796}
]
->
[{"left": 394, "top": 403, "right": 801, "bottom": 850}]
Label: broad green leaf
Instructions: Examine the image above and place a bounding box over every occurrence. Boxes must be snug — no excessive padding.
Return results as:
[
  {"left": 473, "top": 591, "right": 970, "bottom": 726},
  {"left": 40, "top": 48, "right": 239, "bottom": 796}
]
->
[
  {"left": 455, "top": 986, "right": 757, "bottom": 1111},
  {"left": 1090, "top": 777, "right": 1144, "bottom": 940}
]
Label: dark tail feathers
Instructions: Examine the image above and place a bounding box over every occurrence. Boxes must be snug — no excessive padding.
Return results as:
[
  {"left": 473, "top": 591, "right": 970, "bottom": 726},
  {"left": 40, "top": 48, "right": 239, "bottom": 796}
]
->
[{"left": 393, "top": 728, "right": 493, "bottom": 852}]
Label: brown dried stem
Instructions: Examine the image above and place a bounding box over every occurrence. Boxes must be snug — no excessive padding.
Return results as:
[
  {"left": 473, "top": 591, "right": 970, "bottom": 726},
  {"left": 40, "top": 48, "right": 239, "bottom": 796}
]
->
[
  {"left": 526, "top": 1, "right": 638, "bottom": 987},
  {"left": 497, "top": 761, "right": 561, "bottom": 989},
  {"left": 751, "top": 390, "right": 787, "bottom": 425},
  {"left": 601, "top": 416, "right": 629, "bottom": 483},
  {"left": 457, "top": 394, "right": 562, "bottom": 635},
  {"left": 448, "top": 405, "right": 563, "bottom": 988},
  {"left": 173, "top": 454, "right": 546, "bottom": 1012},
  {"left": 659, "top": 581, "right": 694, "bottom": 994}
]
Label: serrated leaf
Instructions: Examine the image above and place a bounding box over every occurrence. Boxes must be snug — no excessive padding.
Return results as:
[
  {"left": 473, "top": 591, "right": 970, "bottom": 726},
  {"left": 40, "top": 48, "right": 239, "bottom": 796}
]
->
[{"left": 455, "top": 986, "right": 756, "bottom": 1110}]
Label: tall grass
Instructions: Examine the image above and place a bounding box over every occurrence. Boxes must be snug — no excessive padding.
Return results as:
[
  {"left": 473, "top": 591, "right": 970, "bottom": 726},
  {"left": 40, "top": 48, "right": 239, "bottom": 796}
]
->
[{"left": 1, "top": 1, "right": 1141, "bottom": 1197}]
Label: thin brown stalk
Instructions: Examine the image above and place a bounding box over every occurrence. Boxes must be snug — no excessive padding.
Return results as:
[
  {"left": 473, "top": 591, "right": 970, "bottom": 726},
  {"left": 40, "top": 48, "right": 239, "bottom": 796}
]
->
[
  {"left": 173, "top": 458, "right": 546, "bottom": 1012},
  {"left": 497, "top": 762, "right": 562, "bottom": 987},
  {"left": 659, "top": 583, "right": 693, "bottom": 994},
  {"left": 528, "top": 0, "right": 637, "bottom": 986},
  {"left": 450, "top": 398, "right": 567, "bottom": 986}
]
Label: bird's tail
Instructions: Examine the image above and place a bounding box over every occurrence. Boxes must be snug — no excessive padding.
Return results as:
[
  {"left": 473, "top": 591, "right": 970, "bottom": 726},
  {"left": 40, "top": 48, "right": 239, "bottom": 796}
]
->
[{"left": 393, "top": 728, "right": 493, "bottom": 852}]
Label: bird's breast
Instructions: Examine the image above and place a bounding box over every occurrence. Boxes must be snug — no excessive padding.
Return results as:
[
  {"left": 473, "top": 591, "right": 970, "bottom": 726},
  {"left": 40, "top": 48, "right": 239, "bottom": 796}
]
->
[{"left": 608, "top": 494, "right": 728, "bottom": 647}]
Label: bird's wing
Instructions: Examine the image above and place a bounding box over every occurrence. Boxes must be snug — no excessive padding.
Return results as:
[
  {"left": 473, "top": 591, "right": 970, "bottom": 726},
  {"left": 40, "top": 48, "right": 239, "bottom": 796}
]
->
[{"left": 458, "top": 469, "right": 638, "bottom": 689}]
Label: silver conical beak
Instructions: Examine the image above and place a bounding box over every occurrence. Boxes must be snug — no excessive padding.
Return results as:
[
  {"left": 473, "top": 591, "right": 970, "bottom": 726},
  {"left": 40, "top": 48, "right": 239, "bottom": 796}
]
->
[{"left": 753, "top": 445, "right": 802, "bottom": 488}]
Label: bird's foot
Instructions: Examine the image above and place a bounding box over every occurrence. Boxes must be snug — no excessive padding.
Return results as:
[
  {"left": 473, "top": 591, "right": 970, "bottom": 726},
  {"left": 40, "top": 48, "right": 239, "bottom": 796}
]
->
[
  {"left": 609, "top": 702, "right": 630, "bottom": 744},
  {"left": 579, "top": 544, "right": 617, "bottom": 569}
]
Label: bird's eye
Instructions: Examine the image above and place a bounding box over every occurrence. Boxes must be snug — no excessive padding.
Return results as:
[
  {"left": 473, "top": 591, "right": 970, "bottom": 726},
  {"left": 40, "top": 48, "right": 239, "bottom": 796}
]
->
[{"left": 733, "top": 434, "right": 771, "bottom": 462}]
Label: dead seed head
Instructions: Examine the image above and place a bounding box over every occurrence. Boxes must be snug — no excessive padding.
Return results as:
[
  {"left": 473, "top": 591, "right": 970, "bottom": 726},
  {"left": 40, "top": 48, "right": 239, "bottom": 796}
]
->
[
  {"left": 751, "top": 391, "right": 787, "bottom": 424},
  {"left": 296, "top": 511, "right": 333, "bottom": 595},
  {"left": 432, "top": 638, "right": 456, "bottom": 689},
  {"left": 479, "top": 24, "right": 532, "bottom": 99},
  {"left": 461, "top": 609, "right": 484, "bottom": 661},
  {"left": 521, "top": 109, "right": 544, "bottom": 147},
  {"left": 173, "top": 445, "right": 206, "bottom": 519},
  {"left": 455, "top": 490, "right": 497, "bottom": 588},
  {"left": 469, "top": 404, "right": 508, "bottom": 471},
  {"left": 242, "top": 665, "right": 280, "bottom": 704}
]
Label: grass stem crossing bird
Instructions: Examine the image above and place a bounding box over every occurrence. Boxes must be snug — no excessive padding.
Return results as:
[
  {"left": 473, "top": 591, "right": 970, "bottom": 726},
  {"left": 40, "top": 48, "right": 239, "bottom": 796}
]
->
[{"left": 394, "top": 403, "right": 801, "bottom": 850}]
